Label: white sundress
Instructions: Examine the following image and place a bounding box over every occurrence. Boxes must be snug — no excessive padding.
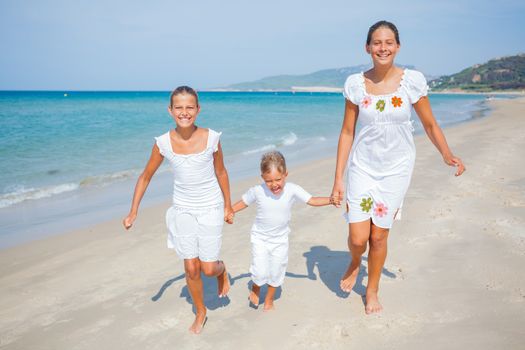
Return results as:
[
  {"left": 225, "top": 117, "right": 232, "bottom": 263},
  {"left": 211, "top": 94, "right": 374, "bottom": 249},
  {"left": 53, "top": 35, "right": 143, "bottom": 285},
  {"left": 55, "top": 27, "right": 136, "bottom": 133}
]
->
[
  {"left": 155, "top": 128, "right": 225, "bottom": 261},
  {"left": 342, "top": 68, "right": 428, "bottom": 228}
]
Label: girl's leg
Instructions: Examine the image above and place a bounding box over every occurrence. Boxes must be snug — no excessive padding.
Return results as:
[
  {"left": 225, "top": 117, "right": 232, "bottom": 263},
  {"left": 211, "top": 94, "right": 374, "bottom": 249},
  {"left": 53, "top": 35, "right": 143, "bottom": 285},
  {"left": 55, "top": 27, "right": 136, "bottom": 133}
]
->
[
  {"left": 264, "top": 285, "right": 277, "bottom": 311},
  {"left": 200, "top": 260, "right": 230, "bottom": 297},
  {"left": 365, "top": 223, "right": 390, "bottom": 314},
  {"left": 184, "top": 258, "right": 207, "bottom": 334},
  {"left": 341, "top": 220, "right": 371, "bottom": 292}
]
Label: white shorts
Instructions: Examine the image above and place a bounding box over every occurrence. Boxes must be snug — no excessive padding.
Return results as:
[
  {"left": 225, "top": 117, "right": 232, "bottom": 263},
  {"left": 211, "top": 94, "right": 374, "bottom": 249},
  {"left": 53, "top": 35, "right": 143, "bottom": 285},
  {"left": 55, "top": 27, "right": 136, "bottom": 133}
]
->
[
  {"left": 250, "top": 235, "right": 289, "bottom": 287},
  {"left": 165, "top": 205, "right": 224, "bottom": 262}
]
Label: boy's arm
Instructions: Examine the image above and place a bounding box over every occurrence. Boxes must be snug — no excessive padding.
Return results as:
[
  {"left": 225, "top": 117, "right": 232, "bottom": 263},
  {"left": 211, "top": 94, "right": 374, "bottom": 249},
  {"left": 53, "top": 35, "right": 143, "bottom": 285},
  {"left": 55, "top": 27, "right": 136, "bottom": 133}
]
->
[
  {"left": 232, "top": 199, "right": 248, "bottom": 213},
  {"left": 307, "top": 196, "right": 334, "bottom": 207},
  {"left": 226, "top": 199, "right": 248, "bottom": 224}
]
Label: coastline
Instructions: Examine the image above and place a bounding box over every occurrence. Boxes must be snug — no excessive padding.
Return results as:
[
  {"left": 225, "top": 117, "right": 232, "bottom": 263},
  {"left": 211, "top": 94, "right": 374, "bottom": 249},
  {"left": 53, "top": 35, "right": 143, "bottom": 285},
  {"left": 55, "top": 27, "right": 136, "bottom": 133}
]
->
[
  {"left": 1, "top": 92, "right": 491, "bottom": 249},
  {"left": 0, "top": 97, "right": 524, "bottom": 349}
]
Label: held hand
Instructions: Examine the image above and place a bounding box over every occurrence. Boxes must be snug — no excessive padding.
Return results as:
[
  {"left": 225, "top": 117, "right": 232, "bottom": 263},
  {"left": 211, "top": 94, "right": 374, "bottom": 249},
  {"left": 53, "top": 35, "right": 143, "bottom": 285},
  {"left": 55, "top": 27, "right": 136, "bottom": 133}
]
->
[
  {"left": 224, "top": 206, "right": 234, "bottom": 224},
  {"left": 444, "top": 154, "right": 466, "bottom": 176},
  {"left": 123, "top": 213, "right": 136, "bottom": 230},
  {"left": 330, "top": 181, "right": 345, "bottom": 208}
]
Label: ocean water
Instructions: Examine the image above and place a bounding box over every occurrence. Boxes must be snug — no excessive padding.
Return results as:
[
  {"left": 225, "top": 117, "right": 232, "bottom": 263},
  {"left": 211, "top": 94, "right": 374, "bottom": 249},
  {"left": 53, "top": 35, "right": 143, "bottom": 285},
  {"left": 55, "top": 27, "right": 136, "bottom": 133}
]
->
[{"left": 0, "top": 91, "right": 491, "bottom": 247}]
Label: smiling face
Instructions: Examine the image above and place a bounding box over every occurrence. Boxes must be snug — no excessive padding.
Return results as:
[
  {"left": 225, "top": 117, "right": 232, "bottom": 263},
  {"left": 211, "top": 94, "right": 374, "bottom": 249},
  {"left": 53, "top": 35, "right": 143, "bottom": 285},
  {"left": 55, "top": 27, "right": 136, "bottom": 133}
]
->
[
  {"left": 261, "top": 167, "right": 288, "bottom": 195},
  {"left": 168, "top": 93, "right": 200, "bottom": 128},
  {"left": 366, "top": 26, "right": 400, "bottom": 67}
]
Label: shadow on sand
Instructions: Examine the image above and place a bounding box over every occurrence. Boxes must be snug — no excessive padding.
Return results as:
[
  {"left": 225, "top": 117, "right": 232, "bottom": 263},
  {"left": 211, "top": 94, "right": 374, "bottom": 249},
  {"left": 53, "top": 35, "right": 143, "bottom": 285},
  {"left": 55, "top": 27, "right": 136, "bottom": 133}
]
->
[
  {"left": 151, "top": 245, "right": 396, "bottom": 309},
  {"left": 303, "top": 245, "right": 396, "bottom": 298}
]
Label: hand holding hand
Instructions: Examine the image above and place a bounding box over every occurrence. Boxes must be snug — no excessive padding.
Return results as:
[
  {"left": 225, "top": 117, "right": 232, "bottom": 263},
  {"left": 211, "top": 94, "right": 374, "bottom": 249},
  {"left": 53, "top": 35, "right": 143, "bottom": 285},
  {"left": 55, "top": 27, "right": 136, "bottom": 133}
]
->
[
  {"left": 224, "top": 206, "right": 234, "bottom": 224},
  {"left": 330, "top": 181, "right": 344, "bottom": 208}
]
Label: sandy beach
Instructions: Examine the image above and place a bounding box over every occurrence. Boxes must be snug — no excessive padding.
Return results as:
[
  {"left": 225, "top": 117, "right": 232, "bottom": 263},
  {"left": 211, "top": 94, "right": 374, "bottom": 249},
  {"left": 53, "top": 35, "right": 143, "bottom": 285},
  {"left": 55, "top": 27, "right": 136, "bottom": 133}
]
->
[{"left": 1, "top": 97, "right": 524, "bottom": 349}]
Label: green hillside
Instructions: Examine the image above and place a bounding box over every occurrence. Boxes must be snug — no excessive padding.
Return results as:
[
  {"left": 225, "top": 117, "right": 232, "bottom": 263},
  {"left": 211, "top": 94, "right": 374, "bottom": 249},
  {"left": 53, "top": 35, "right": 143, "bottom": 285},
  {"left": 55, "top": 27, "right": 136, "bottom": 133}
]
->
[
  {"left": 225, "top": 64, "right": 415, "bottom": 91},
  {"left": 430, "top": 54, "right": 525, "bottom": 91}
]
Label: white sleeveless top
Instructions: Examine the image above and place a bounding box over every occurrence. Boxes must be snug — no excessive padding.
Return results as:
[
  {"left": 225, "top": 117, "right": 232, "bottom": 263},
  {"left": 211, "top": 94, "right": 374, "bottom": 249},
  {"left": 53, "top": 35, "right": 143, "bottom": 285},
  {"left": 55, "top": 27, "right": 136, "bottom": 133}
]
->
[{"left": 155, "top": 128, "right": 224, "bottom": 209}]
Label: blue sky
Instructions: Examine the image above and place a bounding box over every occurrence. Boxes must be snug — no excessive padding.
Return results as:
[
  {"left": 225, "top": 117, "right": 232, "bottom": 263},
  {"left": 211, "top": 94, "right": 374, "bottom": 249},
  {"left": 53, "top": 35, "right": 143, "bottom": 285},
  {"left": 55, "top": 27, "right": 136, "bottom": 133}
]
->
[{"left": 1, "top": 0, "right": 524, "bottom": 90}]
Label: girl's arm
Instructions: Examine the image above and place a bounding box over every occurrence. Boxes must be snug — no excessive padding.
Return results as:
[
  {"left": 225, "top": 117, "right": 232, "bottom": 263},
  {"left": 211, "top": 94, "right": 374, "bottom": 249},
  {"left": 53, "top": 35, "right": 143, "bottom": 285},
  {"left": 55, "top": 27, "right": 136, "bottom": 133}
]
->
[
  {"left": 413, "top": 97, "right": 466, "bottom": 176},
  {"left": 213, "top": 141, "right": 234, "bottom": 223},
  {"left": 123, "top": 144, "right": 164, "bottom": 229},
  {"left": 307, "top": 196, "right": 334, "bottom": 207},
  {"left": 331, "top": 100, "right": 358, "bottom": 206}
]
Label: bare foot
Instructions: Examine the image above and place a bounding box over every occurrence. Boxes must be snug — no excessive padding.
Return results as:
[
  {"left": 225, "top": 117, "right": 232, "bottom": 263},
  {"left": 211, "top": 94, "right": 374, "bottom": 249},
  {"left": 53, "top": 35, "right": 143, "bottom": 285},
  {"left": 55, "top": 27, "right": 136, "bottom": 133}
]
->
[
  {"left": 263, "top": 301, "right": 275, "bottom": 312},
  {"left": 365, "top": 291, "right": 383, "bottom": 314},
  {"left": 217, "top": 263, "right": 230, "bottom": 298},
  {"left": 340, "top": 260, "right": 360, "bottom": 292},
  {"left": 249, "top": 284, "right": 260, "bottom": 307},
  {"left": 189, "top": 313, "right": 208, "bottom": 334}
]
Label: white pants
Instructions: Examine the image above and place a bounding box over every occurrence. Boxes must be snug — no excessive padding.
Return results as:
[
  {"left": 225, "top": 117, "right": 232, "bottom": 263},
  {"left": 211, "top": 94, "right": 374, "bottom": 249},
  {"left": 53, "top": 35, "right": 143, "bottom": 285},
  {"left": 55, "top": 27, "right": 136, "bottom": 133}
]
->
[
  {"left": 250, "top": 235, "right": 288, "bottom": 287},
  {"left": 165, "top": 205, "right": 223, "bottom": 262}
]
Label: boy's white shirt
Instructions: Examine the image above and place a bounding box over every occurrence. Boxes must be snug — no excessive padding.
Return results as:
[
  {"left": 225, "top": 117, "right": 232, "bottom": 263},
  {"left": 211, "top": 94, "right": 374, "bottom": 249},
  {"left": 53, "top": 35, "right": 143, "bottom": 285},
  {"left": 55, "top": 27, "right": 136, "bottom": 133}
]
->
[{"left": 242, "top": 182, "right": 312, "bottom": 242}]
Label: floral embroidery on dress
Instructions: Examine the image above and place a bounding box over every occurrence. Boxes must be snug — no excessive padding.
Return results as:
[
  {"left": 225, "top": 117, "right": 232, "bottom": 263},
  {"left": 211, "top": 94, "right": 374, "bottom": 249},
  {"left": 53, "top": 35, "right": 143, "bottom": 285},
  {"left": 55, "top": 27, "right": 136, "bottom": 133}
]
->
[
  {"left": 391, "top": 96, "right": 403, "bottom": 108},
  {"left": 374, "top": 202, "right": 388, "bottom": 217},
  {"left": 360, "top": 197, "right": 373, "bottom": 213},
  {"left": 375, "top": 99, "right": 385, "bottom": 112},
  {"left": 361, "top": 96, "right": 372, "bottom": 109}
]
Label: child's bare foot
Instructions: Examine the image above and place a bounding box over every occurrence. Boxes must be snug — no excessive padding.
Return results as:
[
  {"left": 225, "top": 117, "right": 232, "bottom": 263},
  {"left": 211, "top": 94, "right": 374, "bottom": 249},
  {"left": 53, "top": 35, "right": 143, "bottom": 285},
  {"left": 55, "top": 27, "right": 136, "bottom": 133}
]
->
[
  {"left": 249, "top": 291, "right": 259, "bottom": 306},
  {"left": 365, "top": 290, "right": 383, "bottom": 314},
  {"left": 189, "top": 313, "right": 208, "bottom": 334},
  {"left": 340, "top": 260, "right": 360, "bottom": 292},
  {"left": 263, "top": 300, "right": 275, "bottom": 311},
  {"left": 249, "top": 284, "right": 260, "bottom": 307},
  {"left": 217, "top": 263, "right": 230, "bottom": 298}
]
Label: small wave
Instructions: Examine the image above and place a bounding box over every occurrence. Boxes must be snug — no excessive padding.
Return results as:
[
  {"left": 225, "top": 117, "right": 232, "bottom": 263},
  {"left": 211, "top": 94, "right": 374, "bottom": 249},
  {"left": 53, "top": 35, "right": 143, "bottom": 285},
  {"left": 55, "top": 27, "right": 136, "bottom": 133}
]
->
[
  {"left": 242, "top": 132, "right": 299, "bottom": 155},
  {"left": 242, "top": 144, "right": 277, "bottom": 155},
  {"left": 281, "top": 132, "right": 298, "bottom": 146},
  {"left": 79, "top": 169, "right": 141, "bottom": 187},
  {"left": 0, "top": 183, "right": 79, "bottom": 208},
  {"left": 0, "top": 168, "right": 151, "bottom": 208}
]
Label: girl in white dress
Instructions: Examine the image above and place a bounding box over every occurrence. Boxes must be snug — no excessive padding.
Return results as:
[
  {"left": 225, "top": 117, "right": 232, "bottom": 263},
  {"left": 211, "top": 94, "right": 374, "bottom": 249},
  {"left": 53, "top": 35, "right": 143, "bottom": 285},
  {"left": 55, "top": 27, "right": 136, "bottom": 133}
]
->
[
  {"left": 331, "top": 21, "right": 466, "bottom": 314},
  {"left": 123, "top": 86, "right": 233, "bottom": 334},
  {"left": 231, "top": 151, "right": 333, "bottom": 310}
]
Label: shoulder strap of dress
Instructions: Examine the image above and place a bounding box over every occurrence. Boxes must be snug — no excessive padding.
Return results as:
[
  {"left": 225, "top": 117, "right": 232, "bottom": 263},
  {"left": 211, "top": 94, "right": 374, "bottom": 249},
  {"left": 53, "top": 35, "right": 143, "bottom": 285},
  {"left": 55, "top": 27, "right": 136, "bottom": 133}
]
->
[
  {"left": 154, "top": 131, "right": 171, "bottom": 157},
  {"left": 207, "top": 129, "right": 222, "bottom": 152}
]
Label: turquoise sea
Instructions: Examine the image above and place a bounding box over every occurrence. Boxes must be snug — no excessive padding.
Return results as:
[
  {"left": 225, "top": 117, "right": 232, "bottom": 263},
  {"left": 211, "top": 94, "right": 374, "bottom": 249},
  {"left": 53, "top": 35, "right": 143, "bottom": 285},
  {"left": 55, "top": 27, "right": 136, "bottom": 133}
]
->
[{"left": 0, "top": 91, "right": 491, "bottom": 247}]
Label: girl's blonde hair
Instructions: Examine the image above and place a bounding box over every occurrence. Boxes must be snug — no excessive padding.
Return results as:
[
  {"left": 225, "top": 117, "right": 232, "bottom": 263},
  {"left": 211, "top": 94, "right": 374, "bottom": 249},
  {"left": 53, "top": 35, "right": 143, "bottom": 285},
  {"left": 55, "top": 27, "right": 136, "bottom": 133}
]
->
[{"left": 260, "top": 151, "right": 287, "bottom": 174}]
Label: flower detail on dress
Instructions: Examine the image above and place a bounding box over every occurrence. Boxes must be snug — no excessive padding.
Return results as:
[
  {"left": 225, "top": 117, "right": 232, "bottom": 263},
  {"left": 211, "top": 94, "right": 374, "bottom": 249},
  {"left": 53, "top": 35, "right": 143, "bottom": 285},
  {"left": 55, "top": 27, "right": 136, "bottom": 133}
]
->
[
  {"left": 374, "top": 202, "right": 388, "bottom": 217},
  {"left": 361, "top": 96, "right": 372, "bottom": 109},
  {"left": 360, "top": 197, "right": 373, "bottom": 213},
  {"left": 375, "top": 99, "right": 386, "bottom": 112},
  {"left": 391, "top": 96, "right": 403, "bottom": 108}
]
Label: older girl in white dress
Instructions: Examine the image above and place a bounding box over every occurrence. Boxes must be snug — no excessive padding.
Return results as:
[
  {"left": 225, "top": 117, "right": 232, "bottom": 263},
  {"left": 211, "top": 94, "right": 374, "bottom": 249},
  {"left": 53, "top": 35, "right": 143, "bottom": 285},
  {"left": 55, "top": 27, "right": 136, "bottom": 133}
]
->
[{"left": 331, "top": 21, "right": 465, "bottom": 314}]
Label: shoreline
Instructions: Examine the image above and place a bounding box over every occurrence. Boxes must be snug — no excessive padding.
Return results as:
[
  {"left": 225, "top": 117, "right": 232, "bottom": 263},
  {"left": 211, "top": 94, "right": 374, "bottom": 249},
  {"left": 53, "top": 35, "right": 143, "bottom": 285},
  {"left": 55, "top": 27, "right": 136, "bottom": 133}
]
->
[
  {"left": 0, "top": 97, "right": 524, "bottom": 348},
  {"left": 0, "top": 93, "right": 493, "bottom": 250}
]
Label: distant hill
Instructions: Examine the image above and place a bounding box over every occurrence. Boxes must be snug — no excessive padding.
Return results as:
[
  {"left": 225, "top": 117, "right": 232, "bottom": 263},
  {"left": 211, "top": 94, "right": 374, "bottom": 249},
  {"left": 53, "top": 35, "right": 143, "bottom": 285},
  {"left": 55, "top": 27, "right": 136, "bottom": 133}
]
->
[
  {"left": 222, "top": 64, "right": 415, "bottom": 91},
  {"left": 430, "top": 54, "right": 525, "bottom": 91}
]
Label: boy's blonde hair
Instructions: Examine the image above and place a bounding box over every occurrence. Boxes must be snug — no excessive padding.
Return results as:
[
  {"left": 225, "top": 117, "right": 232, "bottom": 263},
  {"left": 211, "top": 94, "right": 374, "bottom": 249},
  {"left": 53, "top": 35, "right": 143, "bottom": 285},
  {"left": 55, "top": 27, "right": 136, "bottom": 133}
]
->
[{"left": 260, "top": 151, "right": 287, "bottom": 174}]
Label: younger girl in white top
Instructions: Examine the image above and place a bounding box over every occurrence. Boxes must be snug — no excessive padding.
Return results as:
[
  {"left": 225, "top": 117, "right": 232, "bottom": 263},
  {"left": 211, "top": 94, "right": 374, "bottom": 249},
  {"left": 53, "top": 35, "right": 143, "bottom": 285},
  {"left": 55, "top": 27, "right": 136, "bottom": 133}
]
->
[
  {"left": 123, "top": 86, "right": 233, "bottom": 334},
  {"left": 230, "top": 151, "right": 333, "bottom": 311}
]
